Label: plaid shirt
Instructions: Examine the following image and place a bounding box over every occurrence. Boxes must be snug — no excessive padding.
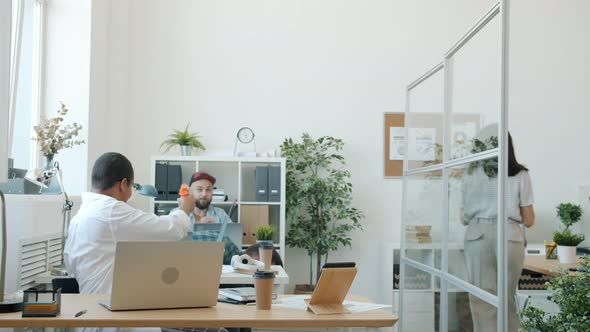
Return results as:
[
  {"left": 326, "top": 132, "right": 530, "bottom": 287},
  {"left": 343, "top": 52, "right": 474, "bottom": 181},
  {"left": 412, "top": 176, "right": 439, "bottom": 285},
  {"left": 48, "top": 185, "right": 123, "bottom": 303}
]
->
[
  {"left": 189, "top": 207, "right": 232, "bottom": 226},
  {"left": 191, "top": 230, "right": 241, "bottom": 264}
]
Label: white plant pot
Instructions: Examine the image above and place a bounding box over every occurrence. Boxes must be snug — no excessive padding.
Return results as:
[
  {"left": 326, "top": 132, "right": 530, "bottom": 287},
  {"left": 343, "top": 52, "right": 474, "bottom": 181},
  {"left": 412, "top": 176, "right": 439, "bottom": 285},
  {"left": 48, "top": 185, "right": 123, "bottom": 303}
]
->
[
  {"left": 179, "top": 145, "right": 192, "bottom": 156},
  {"left": 557, "top": 245, "right": 577, "bottom": 264}
]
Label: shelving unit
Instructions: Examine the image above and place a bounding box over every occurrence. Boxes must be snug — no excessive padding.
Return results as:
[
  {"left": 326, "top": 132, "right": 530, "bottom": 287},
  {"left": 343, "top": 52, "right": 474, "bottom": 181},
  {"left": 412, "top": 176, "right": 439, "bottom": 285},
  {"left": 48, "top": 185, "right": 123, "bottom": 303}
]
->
[
  {"left": 391, "top": 243, "right": 557, "bottom": 332},
  {"left": 149, "top": 156, "right": 286, "bottom": 264}
]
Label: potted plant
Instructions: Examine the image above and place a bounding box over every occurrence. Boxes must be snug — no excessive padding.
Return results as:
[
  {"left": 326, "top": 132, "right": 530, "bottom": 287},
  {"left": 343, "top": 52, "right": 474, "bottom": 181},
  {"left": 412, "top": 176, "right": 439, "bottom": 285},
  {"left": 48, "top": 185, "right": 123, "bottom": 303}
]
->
[
  {"left": 280, "top": 133, "right": 364, "bottom": 293},
  {"left": 553, "top": 203, "right": 584, "bottom": 263},
  {"left": 255, "top": 225, "right": 274, "bottom": 244},
  {"left": 520, "top": 256, "right": 590, "bottom": 331},
  {"left": 160, "top": 123, "right": 205, "bottom": 156},
  {"left": 32, "top": 102, "right": 85, "bottom": 169}
]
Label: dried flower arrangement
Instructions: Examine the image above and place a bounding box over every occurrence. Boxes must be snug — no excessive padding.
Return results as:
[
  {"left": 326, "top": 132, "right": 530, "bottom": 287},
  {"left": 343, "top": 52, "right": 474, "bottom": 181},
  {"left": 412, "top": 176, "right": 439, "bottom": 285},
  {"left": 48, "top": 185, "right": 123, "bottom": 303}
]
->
[{"left": 32, "top": 102, "right": 85, "bottom": 157}]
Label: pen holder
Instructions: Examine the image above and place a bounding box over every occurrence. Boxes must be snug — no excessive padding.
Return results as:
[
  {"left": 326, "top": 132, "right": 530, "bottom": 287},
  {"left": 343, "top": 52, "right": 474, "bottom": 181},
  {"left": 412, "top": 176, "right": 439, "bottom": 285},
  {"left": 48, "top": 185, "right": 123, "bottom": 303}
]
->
[
  {"left": 545, "top": 245, "right": 557, "bottom": 260},
  {"left": 22, "top": 287, "right": 61, "bottom": 317}
]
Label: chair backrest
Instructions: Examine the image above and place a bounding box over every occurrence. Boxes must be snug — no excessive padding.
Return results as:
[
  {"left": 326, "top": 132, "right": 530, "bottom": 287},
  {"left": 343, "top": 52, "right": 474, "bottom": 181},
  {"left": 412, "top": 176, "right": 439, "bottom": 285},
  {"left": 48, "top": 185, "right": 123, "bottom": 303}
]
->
[{"left": 52, "top": 278, "right": 79, "bottom": 294}]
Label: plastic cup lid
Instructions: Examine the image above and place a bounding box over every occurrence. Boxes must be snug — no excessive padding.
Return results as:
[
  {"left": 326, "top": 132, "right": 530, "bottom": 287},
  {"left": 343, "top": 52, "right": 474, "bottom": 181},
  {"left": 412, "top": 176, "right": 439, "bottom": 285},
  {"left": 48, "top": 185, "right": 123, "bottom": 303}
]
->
[
  {"left": 254, "top": 271, "right": 275, "bottom": 279},
  {"left": 259, "top": 242, "right": 274, "bottom": 249}
]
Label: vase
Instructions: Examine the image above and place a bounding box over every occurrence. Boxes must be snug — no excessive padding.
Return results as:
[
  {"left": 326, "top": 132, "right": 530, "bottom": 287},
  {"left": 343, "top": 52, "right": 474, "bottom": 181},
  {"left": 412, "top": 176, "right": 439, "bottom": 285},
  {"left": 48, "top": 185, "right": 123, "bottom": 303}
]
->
[
  {"left": 557, "top": 245, "right": 577, "bottom": 264},
  {"left": 179, "top": 145, "right": 192, "bottom": 156},
  {"left": 44, "top": 154, "right": 55, "bottom": 170}
]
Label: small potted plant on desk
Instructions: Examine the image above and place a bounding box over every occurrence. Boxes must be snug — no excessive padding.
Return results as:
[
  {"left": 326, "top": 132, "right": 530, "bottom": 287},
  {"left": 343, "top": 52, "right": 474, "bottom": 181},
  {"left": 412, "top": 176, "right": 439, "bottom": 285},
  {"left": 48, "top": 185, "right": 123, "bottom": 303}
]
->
[
  {"left": 255, "top": 225, "right": 274, "bottom": 244},
  {"left": 160, "top": 123, "right": 205, "bottom": 156},
  {"left": 553, "top": 203, "right": 585, "bottom": 264}
]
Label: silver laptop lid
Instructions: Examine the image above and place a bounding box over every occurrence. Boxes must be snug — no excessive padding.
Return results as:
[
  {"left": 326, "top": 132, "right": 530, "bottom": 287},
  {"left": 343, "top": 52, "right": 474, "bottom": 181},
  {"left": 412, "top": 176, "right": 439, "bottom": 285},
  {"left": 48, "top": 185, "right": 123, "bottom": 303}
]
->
[{"left": 109, "top": 241, "right": 224, "bottom": 310}]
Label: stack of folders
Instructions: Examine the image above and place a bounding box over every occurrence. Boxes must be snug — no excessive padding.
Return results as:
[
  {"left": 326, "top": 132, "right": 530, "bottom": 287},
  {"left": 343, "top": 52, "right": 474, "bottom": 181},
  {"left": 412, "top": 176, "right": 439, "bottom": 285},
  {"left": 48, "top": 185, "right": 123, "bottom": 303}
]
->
[{"left": 218, "top": 287, "right": 277, "bottom": 304}]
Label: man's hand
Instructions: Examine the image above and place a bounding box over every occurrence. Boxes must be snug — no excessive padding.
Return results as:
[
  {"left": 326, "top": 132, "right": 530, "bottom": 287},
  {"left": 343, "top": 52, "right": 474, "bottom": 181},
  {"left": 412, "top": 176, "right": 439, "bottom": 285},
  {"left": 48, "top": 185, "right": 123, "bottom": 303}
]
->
[
  {"left": 196, "top": 216, "right": 215, "bottom": 224},
  {"left": 178, "top": 195, "right": 196, "bottom": 215}
]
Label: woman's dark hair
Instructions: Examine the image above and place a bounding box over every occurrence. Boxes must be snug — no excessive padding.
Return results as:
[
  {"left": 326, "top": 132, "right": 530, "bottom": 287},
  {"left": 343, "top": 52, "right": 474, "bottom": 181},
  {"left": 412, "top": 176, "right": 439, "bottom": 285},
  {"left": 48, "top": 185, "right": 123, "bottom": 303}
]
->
[
  {"left": 508, "top": 133, "right": 528, "bottom": 176},
  {"left": 244, "top": 243, "right": 283, "bottom": 267},
  {"left": 91, "top": 152, "right": 134, "bottom": 190}
]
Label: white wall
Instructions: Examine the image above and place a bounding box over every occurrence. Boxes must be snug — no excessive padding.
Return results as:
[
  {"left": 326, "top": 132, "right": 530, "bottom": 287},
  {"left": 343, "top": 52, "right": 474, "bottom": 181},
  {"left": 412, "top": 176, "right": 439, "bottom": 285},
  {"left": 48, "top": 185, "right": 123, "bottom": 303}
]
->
[
  {"left": 82, "top": 0, "right": 590, "bottom": 305},
  {"left": 87, "top": 0, "right": 129, "bottom": 187},
  {"left": 394, "top": 0, "right": 590, "bottom": 244},
  {"left": 91, "top": 0, "right": 404, "bottom": 302},
  {"left": 42, "top": 0, "right": 91, "bottom": 194},
  {"left": 509, "top": 0, "right": 590, "bottom": 243}
]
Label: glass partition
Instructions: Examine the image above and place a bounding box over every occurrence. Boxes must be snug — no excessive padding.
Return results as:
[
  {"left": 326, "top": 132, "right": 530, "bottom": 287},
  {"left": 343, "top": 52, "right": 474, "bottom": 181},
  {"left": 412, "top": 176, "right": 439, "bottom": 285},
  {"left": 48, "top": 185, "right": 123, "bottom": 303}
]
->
[{"left": 400, "top": 3, "right": 507, "bottom": 331}]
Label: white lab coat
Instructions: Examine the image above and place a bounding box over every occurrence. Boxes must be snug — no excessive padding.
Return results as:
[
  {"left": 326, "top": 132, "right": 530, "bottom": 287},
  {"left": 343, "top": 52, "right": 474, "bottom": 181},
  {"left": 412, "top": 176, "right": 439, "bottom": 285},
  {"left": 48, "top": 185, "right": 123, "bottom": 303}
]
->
[{"left": 64, "top": 192, "right": 190, "bottom": 294}]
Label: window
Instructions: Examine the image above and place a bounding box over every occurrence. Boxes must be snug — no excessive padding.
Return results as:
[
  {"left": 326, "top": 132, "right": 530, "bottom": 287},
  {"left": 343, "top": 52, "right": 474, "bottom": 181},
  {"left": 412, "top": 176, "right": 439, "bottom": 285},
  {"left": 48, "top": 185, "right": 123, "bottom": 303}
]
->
[{"left": 9, "top": 0, "right": 44, "bottom": 171}]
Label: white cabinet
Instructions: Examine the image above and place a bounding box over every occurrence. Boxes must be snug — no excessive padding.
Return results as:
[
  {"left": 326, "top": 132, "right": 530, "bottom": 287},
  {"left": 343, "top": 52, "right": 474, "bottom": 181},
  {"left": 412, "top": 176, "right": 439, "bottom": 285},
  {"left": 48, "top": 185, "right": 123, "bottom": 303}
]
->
[{"left": 149, "top": 156, "right": 286, "bottom": 264}]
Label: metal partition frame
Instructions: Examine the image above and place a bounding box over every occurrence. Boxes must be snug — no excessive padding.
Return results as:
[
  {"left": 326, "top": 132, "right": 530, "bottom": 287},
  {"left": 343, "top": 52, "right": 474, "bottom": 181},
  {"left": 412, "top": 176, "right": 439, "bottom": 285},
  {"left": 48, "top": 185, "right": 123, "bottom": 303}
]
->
[{"left": 399, "top": 1, "right": 510, "bottom": 331}]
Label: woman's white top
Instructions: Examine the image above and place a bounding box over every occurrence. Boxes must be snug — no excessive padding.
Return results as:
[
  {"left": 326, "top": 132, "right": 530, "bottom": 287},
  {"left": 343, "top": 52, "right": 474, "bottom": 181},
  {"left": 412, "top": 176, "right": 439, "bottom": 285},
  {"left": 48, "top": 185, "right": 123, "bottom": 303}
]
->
[
  {"left": 463, "top": 167, "right": 534, "bottom": 242},
  {"left": 462, "top": 169, "right": 534, "bottom": 241},
  {"left": 64, "top": 192, "right": 190, "bottom": 294}
]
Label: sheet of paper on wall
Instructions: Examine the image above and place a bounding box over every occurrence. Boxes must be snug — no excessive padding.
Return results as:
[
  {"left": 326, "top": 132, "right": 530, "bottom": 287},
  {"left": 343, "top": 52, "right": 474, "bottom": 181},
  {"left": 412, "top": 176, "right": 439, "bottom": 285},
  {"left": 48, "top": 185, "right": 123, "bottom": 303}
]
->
[
  {"left": 451, "top": 122, "right": 477, "bottom": 158},
  {"left": 389, "top": 127, "right": 436, "bottom": 161},
  {"left": 389, "top": 127, "right": 406, "bottom": 160}
]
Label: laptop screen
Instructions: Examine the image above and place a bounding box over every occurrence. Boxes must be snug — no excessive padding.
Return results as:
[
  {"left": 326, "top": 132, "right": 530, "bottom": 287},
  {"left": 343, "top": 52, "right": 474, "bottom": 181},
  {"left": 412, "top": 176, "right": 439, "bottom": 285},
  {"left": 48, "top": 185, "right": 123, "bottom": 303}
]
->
[{"left": 192, "top": 223, "right": 243, "bottom": 264}]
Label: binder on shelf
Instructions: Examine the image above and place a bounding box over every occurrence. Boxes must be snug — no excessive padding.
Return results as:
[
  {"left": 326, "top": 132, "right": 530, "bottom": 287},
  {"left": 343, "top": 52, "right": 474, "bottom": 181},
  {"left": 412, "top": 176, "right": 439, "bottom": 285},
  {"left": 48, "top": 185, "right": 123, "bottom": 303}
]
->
[
  {"left": 268, "top": 166, "right": 281, "bottom": 202},
  {"left": 155, "top": 162, "right": 168, "bottom": 201},
  {"left": 166, "top": 164, "right": 182, "bottom": 200},
  {"left": 240, "top": 205, "right": 269, "bottom": 245},
  {"left": 255, "top": 166, "right": 268, "bottom": 202}
]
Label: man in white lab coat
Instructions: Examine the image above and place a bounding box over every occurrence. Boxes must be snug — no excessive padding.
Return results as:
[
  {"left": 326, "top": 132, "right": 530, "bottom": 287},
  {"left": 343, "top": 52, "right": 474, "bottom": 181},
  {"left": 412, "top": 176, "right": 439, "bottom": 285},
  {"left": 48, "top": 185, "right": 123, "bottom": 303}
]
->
[{"left": 64, "top": 152, "right": 196, "bottom": 294}]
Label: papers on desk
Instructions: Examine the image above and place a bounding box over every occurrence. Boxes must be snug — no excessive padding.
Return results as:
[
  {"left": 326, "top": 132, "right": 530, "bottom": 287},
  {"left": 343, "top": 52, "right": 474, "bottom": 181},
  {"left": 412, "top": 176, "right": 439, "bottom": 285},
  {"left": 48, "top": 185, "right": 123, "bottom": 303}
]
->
[{"left": 273, "top": 295, "right": 391, "bottom": 313}]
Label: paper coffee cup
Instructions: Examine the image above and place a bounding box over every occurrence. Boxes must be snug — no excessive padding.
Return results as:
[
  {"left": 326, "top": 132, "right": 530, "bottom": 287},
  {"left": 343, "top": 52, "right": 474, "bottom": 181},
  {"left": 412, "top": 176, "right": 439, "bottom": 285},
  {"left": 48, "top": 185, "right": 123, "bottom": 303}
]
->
[
  {"left": 254, "top": 270, "right": 275, "bottom": 310},
  {"left": 258, "top": 242, "right": 274, "bottom": 271}
]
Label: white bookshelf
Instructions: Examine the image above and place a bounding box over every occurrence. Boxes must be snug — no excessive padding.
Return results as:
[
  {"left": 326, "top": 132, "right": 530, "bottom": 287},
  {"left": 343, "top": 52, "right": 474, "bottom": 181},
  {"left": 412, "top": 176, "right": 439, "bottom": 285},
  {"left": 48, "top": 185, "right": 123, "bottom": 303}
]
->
[{"left": 149, "top": 156, "right": 286, "bottom": 265}]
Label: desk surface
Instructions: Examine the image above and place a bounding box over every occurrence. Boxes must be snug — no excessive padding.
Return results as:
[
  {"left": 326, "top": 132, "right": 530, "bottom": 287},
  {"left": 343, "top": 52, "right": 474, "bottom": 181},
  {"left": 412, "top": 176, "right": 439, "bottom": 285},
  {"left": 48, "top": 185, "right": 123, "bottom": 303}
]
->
[
  {"left": 523, "top": 255, "right": 583, "bottom": 277},
  {"left": 0, "top": 294, "right": 397, "bottom": 328},
  {"left": 36, "top": 265, "right": 290, "bottom": 285}
]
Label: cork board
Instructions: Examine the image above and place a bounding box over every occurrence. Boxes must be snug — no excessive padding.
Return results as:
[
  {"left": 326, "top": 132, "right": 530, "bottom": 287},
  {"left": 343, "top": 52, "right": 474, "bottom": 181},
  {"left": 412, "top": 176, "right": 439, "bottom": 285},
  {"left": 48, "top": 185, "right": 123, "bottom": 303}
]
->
[{"left": 384, "top": 112, "right": 405, "bottom": 177}]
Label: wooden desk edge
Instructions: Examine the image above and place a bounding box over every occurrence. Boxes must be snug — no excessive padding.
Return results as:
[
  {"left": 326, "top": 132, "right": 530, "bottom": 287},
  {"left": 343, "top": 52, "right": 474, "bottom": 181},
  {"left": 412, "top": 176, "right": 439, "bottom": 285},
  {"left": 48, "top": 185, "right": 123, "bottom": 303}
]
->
[
  {"left": 0, "top": 294, "right": 398, "bottom": 328},
  {"left": 523, "top": 255, "right": 582, "bottom": 277},
  {"left": 0, "top": 317, "right": 398, "bottom": 329}
]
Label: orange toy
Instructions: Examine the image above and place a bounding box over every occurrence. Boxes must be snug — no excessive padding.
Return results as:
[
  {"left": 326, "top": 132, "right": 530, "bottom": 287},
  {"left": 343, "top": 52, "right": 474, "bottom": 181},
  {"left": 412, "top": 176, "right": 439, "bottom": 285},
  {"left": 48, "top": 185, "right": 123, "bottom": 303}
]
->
[{"left": 179, "top": 184, "right": 190, "bottom": 196}]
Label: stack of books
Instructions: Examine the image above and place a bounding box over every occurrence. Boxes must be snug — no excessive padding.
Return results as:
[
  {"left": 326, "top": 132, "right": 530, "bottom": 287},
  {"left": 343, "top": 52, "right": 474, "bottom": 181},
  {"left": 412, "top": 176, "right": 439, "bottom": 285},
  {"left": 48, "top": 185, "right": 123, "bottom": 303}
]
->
[
  {"left": 405, "top": 225, "right": 432, "bottom": 244},
  {"left": 212, "top": 189, "right": 228, "bottom": 202},
  {"left": 218, "top": 287, "right": 277, "bottom": 304}
]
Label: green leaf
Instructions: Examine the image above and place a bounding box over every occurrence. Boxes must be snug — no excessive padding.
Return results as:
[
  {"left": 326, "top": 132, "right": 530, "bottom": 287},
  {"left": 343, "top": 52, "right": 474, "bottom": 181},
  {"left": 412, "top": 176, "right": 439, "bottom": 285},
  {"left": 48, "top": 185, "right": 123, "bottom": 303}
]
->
[{"left": 280, "top": 133, "right": 364, "bottom": 284}]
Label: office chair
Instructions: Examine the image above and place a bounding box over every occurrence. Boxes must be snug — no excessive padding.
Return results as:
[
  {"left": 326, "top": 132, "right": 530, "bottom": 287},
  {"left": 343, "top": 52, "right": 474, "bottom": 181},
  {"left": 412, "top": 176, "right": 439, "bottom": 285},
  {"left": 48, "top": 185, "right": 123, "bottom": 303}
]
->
[{"left": 52, "top": 278, "right": 79, "bottom": 294}]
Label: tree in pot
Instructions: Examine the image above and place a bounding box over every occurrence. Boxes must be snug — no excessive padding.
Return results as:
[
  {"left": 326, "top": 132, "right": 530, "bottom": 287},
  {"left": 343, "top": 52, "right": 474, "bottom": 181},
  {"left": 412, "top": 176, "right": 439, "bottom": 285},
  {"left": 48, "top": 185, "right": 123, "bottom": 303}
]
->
[
  {"left": 160, "top": 123, "right": 205, "bottom": 156},
  {"left": 280, "top": 133, "right": 364, "bottom": 292},
  {"left": 520, "top": 256, "right": 590, "bottom": 331},
  {"left": 553, "top": 203, "right": 584, "bottom": 263}
]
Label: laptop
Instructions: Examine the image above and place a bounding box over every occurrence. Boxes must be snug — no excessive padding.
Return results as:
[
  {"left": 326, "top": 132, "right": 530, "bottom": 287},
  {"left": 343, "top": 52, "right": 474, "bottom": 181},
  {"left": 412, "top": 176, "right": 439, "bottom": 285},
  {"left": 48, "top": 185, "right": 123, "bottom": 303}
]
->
[
  {"left": 99, "top": 241, "right": 224, "bottom": 311},
  {"left": 193, "top": 223, "right": 243, "bottom": 249}
]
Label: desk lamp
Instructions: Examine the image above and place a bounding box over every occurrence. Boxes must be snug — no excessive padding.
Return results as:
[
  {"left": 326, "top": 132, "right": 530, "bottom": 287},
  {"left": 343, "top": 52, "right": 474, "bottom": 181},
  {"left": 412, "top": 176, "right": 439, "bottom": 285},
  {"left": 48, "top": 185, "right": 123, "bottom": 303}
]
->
[{"left": 132, "top": 183, "right": 158, "bottom": 198}]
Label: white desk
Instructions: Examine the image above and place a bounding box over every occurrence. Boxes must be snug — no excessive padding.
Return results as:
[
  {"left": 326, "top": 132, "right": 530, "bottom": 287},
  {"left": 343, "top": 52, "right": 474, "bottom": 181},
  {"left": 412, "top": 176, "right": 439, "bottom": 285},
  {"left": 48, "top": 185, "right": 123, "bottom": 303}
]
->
[{"left": 35, "top": 265, "right": 289, "bottom": 285}]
